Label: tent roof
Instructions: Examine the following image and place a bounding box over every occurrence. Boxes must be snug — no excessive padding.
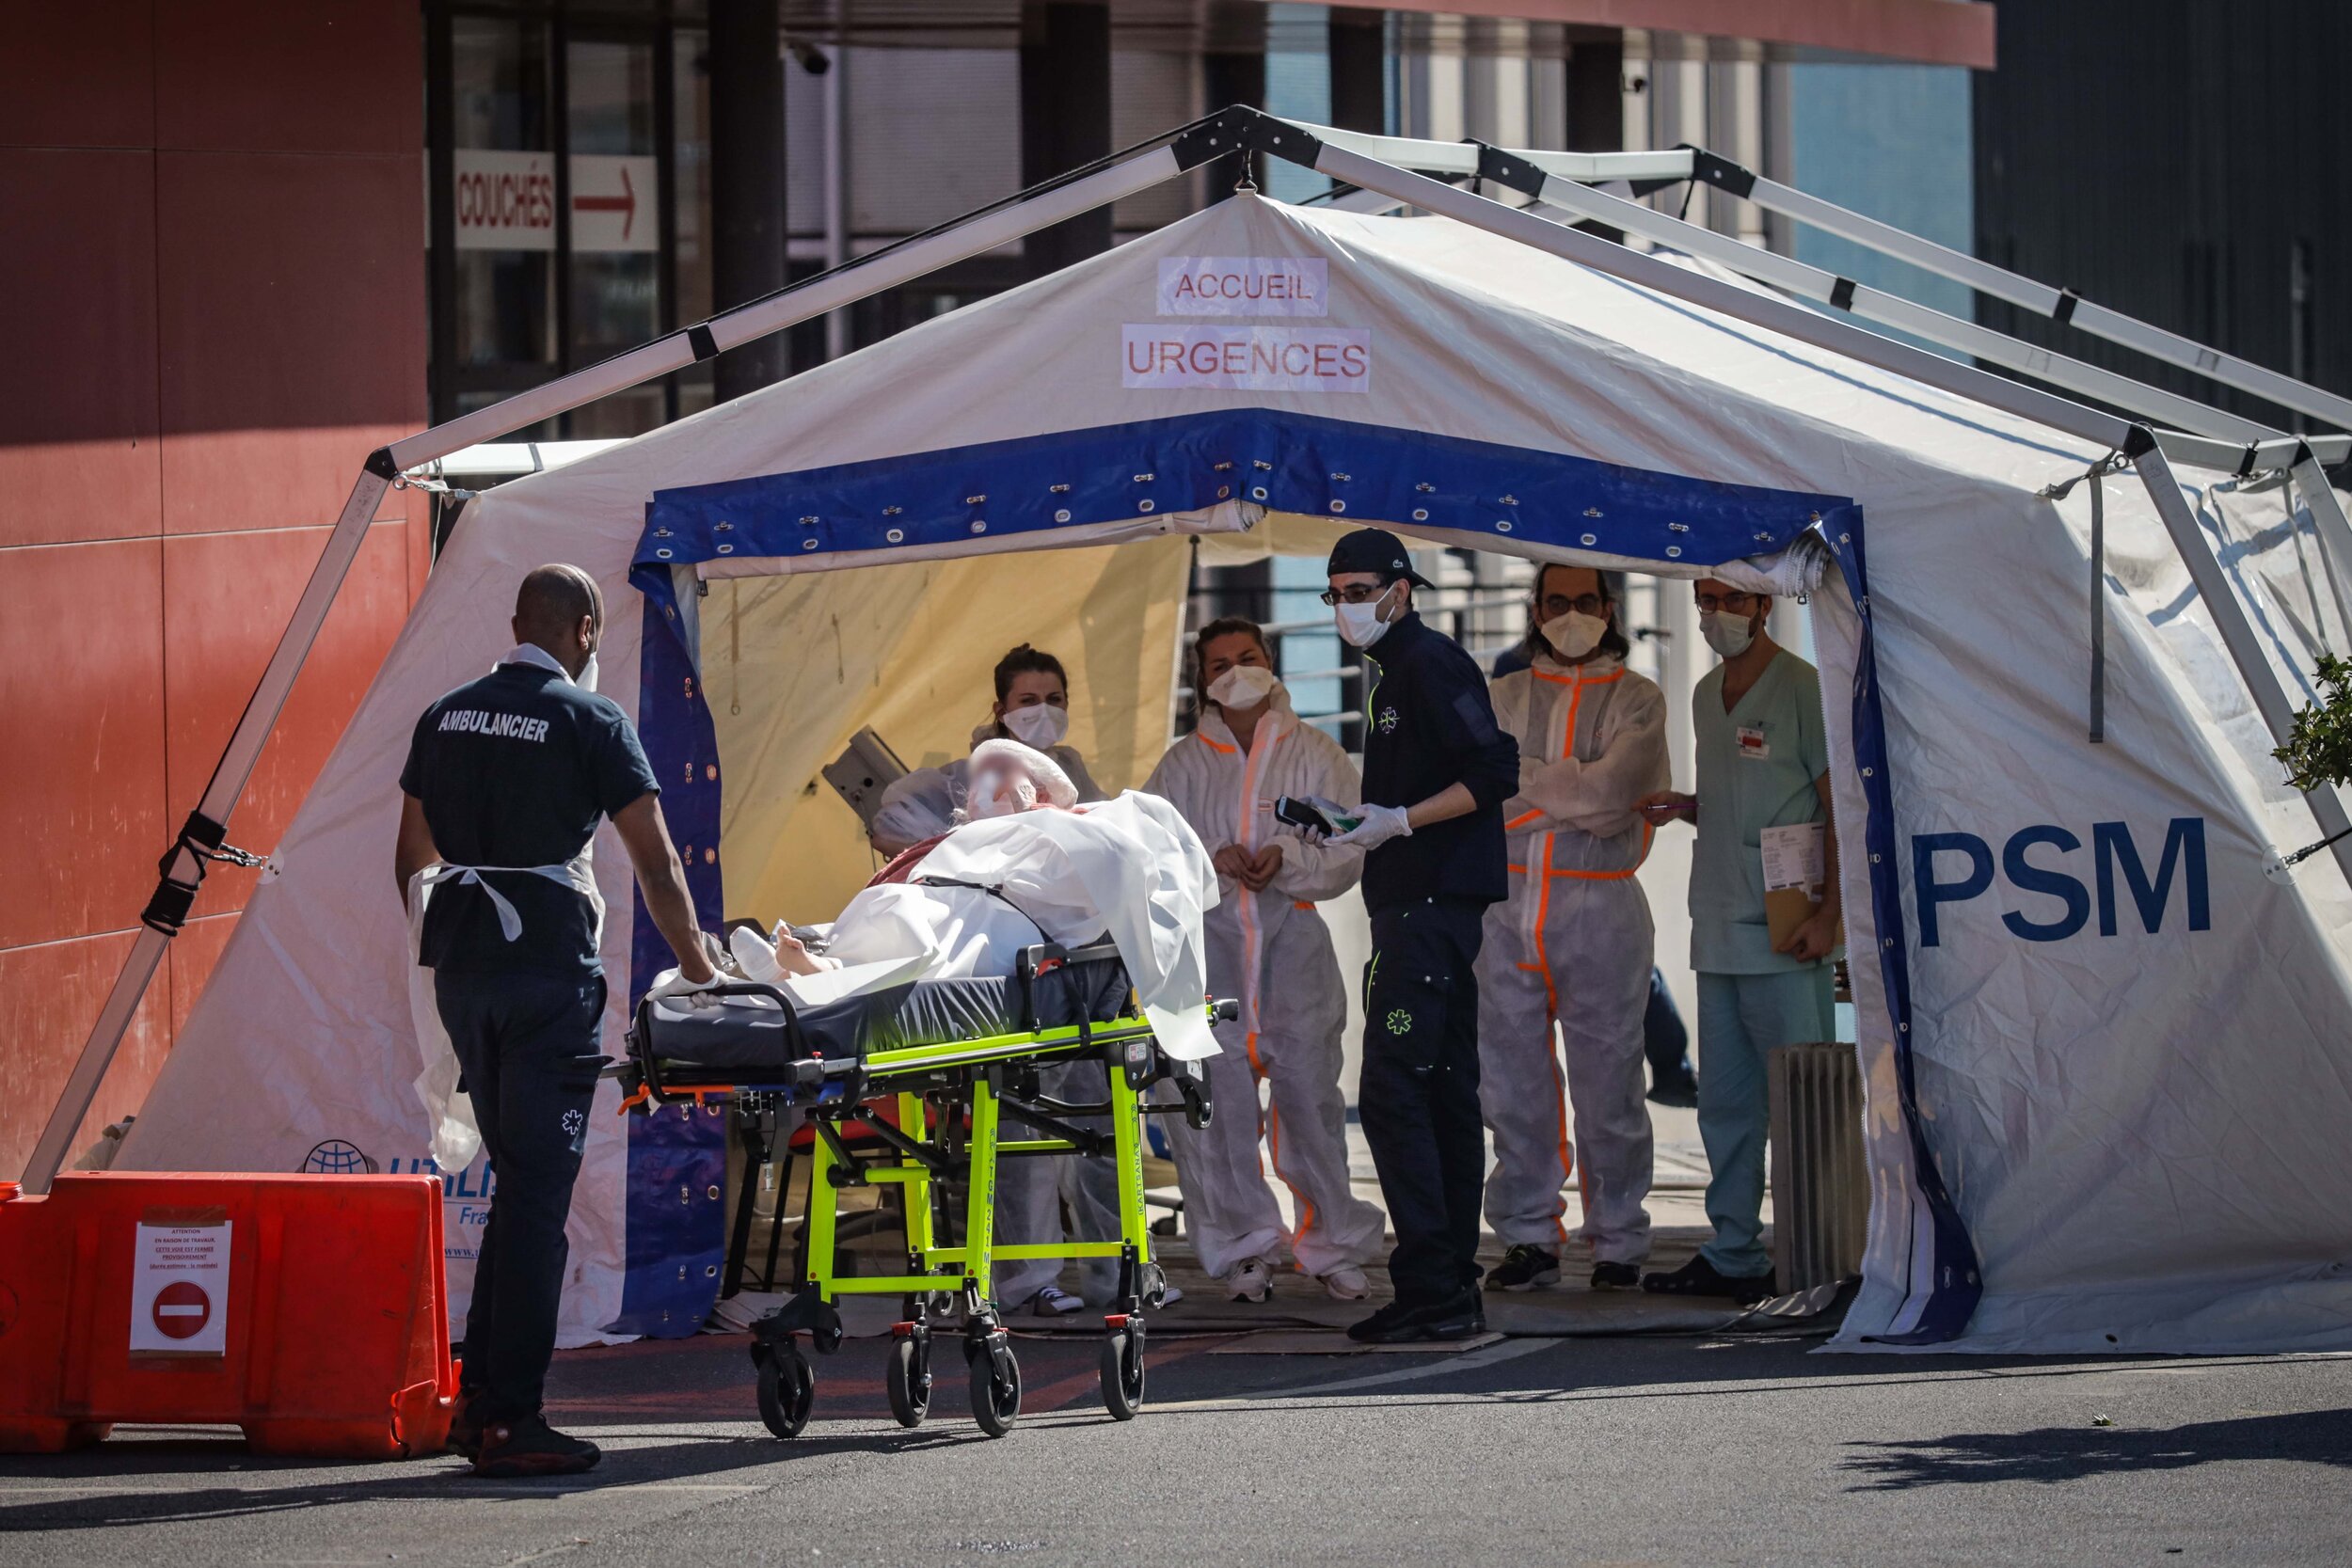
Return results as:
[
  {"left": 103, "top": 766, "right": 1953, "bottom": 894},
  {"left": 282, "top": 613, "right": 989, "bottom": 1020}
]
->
[{"left": 487, "top": 193, "right": 2149, "bottom": 586}]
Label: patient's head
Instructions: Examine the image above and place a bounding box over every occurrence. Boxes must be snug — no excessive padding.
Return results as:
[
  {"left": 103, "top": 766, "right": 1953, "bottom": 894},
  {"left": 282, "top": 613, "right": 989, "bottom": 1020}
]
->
[{"left": 964, "top": 739, "right": 1078, "bottom": 821}]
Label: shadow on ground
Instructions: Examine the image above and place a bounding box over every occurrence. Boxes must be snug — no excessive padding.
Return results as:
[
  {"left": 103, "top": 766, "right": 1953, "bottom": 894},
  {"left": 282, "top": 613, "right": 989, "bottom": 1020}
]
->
[{"left": 1840, "top": 1407, "right": 2352, "bottom": 1491}]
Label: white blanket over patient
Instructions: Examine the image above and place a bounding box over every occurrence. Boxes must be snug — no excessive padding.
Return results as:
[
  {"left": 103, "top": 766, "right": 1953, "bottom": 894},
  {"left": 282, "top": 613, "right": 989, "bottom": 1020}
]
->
[{"left": 849, "top": 790, "right": 1221, "bottom": 1061}]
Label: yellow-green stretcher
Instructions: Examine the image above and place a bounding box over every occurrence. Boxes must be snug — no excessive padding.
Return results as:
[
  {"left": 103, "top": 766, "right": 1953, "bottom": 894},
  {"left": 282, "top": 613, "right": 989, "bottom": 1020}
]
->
[{"left": 614, "top": 939, "right": 1223, "bottom": 1437}]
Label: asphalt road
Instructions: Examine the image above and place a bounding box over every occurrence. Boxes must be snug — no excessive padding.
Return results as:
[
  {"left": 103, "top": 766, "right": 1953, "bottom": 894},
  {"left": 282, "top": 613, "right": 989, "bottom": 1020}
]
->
[{"left": 5, "top": 1326, "right": 2351, "bottom": 1567}]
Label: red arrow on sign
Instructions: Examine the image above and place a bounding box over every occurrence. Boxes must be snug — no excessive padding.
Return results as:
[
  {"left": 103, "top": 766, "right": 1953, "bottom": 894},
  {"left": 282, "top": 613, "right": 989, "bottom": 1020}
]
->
[
  {"left": 153, "top": 1279, "right": 211, "bottom": 1340},
  {"left": 574, "top": 165, "right": 637, "bottom": 242}
]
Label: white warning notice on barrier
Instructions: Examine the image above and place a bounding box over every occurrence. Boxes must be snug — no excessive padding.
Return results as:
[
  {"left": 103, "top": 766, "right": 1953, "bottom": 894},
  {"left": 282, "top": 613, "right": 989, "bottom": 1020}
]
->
[
  {"left": 1121, "top": 325, "right": 1371, "bottom": 392},
  {"left": 1157, "top": 256, "right": 1329, "bottom": 316},
  {"left": 130, "top": 1217, "right": 230, "bottom": 1356}
]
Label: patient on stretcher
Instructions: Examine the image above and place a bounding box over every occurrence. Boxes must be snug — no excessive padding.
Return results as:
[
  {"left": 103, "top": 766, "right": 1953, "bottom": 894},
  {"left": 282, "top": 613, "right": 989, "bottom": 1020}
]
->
[
  {"left": 735, "top": 739, "right": 1082, "bottom": 985},
  {"left": 674, "top": 739, "right": 1221, "bottom": 1064}
]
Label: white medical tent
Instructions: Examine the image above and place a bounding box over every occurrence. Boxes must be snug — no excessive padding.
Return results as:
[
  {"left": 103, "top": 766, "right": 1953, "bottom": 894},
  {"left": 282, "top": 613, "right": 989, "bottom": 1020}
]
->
[{"left": 47, "top": 109, "right": 2352, "bottom": 1354}]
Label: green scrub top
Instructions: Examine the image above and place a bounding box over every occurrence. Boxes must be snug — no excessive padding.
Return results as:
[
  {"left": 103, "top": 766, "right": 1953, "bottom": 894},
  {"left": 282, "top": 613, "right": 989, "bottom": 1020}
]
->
[{"left": 1690, "top": 648, "right": 1834, "bottom": 975}]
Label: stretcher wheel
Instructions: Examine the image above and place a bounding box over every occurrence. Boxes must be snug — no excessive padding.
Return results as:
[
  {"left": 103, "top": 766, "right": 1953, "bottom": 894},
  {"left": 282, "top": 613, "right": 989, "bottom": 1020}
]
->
[
  {"left": 886, "top": 1336, "right": 931, "bottom": 1429},
  {"left": 756, "top": 1344, "right": 816, "bottom": 1438},
  {"left": 1100, "top": 1324, "right": 1145, "bottom": 1420},
  {"left": 968, "top": 1345, "right": 1022, "bottom": 1437}
]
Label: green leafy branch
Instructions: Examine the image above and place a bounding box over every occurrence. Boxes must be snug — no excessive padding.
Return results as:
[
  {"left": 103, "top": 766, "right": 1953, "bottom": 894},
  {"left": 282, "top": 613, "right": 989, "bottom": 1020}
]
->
[{"left": 2276, "top": 653, "right": 2352, "bottom": 792}]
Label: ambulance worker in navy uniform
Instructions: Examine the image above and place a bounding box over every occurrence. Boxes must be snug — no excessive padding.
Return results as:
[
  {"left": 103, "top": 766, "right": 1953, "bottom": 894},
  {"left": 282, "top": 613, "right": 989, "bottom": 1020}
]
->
[
  {"left": 1307, "top": 530, "right": 1520, "bottom": 1343},
  {"left": 395, "top": 564, "right": 717, "bottom": 1478}
]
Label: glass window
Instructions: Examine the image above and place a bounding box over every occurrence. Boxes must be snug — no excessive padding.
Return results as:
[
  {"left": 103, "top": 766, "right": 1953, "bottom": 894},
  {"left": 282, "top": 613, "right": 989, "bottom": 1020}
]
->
[
  {"left": 567, "top": 38, "right": 662, "bottom": 367},
  {"left": 672, "top": 24, "right": 715, "bottom": 415},
  {"left": 452, "top": 15, "right": 556, "bottom": 370}
]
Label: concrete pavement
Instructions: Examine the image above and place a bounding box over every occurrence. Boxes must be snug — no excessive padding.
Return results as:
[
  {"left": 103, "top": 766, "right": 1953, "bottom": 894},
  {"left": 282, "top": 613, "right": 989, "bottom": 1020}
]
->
[{"left": 5, "top": 1328, "right": 2350, "bottom": 1566}]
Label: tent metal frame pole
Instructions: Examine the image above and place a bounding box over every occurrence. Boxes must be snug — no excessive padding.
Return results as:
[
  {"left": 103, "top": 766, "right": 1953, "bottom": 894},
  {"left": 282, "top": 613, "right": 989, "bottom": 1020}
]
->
[
  {"left": 1702, "top": 152, "right": 2352, "bottom": 436},
  {"left": 1311, "top": 122, "right": 2352, "bottom": 440},
  {"left": 1486, "top": 137, "right": 2352, "bottom": 436},
  {"left": 21, "top": 126, "right": 1220, "bottom": 1194},
  {"left": 1479, "top": 149, "right": 2276, "bottom": 444},
  {"left": 1459, "top": 145, "right": 2352, "bottom": 642},
  {"left": 21, "top": 467, "right": 392, "bottom": 1191},
  {"left": 1227, "top": 110, "right": 2352, "bottom": 890},
  {"left": 2135, "top": 444, "right": 2352, "bottom": 886}
]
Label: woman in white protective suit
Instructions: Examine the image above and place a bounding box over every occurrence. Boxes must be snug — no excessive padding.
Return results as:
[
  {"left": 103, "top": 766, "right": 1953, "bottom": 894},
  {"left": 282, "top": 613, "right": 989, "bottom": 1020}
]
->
[
  {"left": 868, "top": 644, "right": 1104, "bottom": 857},
  {"left": 866, "top": 651, "right": 1132, "bottom": 1317},
  {"left": 1143, "top": 617, "right": 1388, "bottom": 1304},
  {"left": 1475, "top": 564, "right": 1671, "bottom": 1295}
]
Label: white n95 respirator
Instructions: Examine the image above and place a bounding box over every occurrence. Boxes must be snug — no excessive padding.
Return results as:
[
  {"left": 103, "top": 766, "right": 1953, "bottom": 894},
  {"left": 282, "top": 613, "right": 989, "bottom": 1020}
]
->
[
  {"left": 1001, "top": 703, "right": 1070, "bottom": 749},
  {"left": 1206, "top": 664, "right": 1281, "bottom": 708}
]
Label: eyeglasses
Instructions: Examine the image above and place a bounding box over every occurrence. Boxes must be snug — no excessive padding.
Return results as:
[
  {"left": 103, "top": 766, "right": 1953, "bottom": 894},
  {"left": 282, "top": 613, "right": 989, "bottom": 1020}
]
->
[
  {"left": 1319, "top": 583, "right": 1393, "bottom": 607},
  {"left": 1537, "top": 594, "right": 1607, "bottom": 619},
  {"left": 1693, "top": 590, "right": 1759, "bottom": 614}
]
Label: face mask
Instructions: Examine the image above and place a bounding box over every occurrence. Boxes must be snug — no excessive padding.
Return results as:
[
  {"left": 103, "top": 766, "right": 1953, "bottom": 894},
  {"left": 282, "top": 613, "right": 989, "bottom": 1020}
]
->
[
  {"left": 1333, "top": 587, "right": 1397, "bottom": 650},
  {"left": 1206, "top": 664, "right": 1280, "bottom": 708},
  {"left": 967, "top": 770, "right": 1037, "bottom": 819},
  {"left": 1001, "top": 703, "right": 1069, "bottom": 749},
  {"left": 1700, "top": 609, "right": 1757, "bottom": 659},
  {"left": 1538, "top": 610, "right": 1608, "bottom": 662},
  {"left": 576, "top": 651, "right": 600, "bottom": 693}
]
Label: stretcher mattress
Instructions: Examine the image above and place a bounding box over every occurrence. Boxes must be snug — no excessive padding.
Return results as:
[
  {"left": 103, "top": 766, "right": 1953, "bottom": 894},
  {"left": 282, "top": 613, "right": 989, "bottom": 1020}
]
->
[{"left": 636, "top": 952, "right": 1136, "bottom": 1077}]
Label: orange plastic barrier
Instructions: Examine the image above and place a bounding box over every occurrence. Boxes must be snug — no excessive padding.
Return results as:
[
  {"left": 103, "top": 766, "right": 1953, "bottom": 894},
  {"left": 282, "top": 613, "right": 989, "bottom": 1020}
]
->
[{"left": 0, "top": 1173, "right": 457, "bottom": 1458}]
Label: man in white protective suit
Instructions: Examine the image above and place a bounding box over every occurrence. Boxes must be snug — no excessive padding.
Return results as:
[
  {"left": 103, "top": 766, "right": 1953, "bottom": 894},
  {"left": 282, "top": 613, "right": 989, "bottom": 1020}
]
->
[
  {"left": 1475, "top": 565, "right": 1670, "bottom": 1293},
  {"left": 1143, "top": 618, "right": 1388, "bottom": 1305},
  {"left": 742, "top": 738, "right": 1201, "bottom": 1314}
]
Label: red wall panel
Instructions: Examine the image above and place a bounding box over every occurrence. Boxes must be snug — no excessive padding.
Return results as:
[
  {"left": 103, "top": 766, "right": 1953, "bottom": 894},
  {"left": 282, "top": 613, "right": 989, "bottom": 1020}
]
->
[
  {"left": 2, "top": 1, "right": 428, "bottom": 1180},
  {"left": 0, "top": 539, "right": 168, "bottom": 953},
  {"left": 161, "top": 521, "right": 412, "bottom": 897},
  {"left": 156, "top": 149, "right": 427, "bottom": 535},
  {"left": 0, "top": 149, "right": 163, "bottom": 549},
  {"left": 0, "top": 929, "right": 171, "bottom": 1183},
  {"left": 0, "top": 0, "right": 155, "bottom": 150},
  {"left": 156, "top": 0, "right": 421, "bottom": 157}
]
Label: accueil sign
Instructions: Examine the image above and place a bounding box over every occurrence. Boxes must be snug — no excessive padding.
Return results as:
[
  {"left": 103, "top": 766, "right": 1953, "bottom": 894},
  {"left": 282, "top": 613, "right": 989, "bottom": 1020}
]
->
[{"left": 1127, "top": 255, "right": 1369, "bottom": 391}]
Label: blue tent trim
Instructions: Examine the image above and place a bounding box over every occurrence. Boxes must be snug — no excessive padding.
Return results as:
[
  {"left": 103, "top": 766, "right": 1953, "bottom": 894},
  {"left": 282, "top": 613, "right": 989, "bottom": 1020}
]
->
[
  {"left": 640, "top": 410, "right": 1847, "bottom": 571},
  {"left": 618, "top": 408, "right": 1984, "bottom": 1343},
  {"left": 607, "top": 574, "right": 730, "bottom": 1338},
  {"left": 1820, "top": 513, "right": 1983, "bottom": 1341}
]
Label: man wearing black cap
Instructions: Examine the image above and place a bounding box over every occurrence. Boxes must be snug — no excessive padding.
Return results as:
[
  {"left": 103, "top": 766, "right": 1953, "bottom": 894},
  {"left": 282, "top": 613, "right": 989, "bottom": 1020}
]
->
[{"left": 1310, "top": 528, "right": 1519, "bottom": 1341}]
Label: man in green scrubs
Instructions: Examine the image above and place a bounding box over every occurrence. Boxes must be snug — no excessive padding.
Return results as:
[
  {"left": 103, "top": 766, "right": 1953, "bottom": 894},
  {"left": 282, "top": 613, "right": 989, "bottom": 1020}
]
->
[{"left": 1634, "top": 578, "right": 1840, "bottom": 1304}]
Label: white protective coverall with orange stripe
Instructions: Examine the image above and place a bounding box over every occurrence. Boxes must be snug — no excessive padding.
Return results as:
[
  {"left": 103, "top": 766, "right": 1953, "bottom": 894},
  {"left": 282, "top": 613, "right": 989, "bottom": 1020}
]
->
[
  {"left": 1143, "top": 692, "right": 1388, "bottom": 1279},
  {"left": 1474, "top": 649, "right": 1671, "bottom": 1265}
]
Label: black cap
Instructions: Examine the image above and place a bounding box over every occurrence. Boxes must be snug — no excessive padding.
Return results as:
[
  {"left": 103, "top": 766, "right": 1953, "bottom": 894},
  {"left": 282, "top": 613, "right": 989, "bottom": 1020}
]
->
[{"left": 1326, "top": 527, "right": 1435, "bottom": 588}]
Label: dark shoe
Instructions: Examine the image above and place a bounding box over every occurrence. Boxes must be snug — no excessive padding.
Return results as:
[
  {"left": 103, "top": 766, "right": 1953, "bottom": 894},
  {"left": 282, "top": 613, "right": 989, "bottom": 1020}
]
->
[
  {"left": 1348, "top": 1289, "right": 1486, "bottom": 1344},
  {"left": 1486, "top": 1243, "right": 1562, "bottom": 1292},
  {"left": 1345, "top": 1298, "right": 1418, "bottom": 1343},
  {"left": 1641, "top": 1255, "right": 1775, "bottom": 1306},
  {"left": 1645, "top": 1072, "right": 1699, "bottom": 1109},
  {"left": 444, "top": 1396, "right": 486, "bottom": 1460},
  {"left": 1589, "top": 1260, "right": 1640, "bottom": 1291},
  {"left": 472, "top": 1416, "right": 601, "bottom": 1479}
]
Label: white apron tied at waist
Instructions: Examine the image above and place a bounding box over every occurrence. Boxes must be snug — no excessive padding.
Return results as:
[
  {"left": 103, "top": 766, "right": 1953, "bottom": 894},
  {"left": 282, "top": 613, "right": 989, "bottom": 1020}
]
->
[{"left": 406, "top": 855, "right": 605, "bottom": 1172}]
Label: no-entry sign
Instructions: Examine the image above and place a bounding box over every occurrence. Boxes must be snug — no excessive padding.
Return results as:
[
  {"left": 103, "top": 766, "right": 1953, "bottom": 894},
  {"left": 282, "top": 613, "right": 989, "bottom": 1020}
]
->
[
  {"left": 130, "top": 1218, "right": 230, "bottom": 1356},
  {"left": 151, "top": 1280, "right": 211, "bottom": 1340}
]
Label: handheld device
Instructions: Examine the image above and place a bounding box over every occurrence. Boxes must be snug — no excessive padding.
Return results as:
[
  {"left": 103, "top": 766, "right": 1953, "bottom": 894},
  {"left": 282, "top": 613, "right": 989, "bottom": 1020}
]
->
[
  {"left": 1274, "top": 796, "right": 1358, "bottom": 837},
  {"left": 820, "top": 726, "right": 909, "bottom": 828}
]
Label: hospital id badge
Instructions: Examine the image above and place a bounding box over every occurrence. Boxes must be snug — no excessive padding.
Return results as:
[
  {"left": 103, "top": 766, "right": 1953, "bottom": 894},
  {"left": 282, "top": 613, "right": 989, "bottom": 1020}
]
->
[{"left": 1736, "top": 724, "right": 1771, "bottom": 760}]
